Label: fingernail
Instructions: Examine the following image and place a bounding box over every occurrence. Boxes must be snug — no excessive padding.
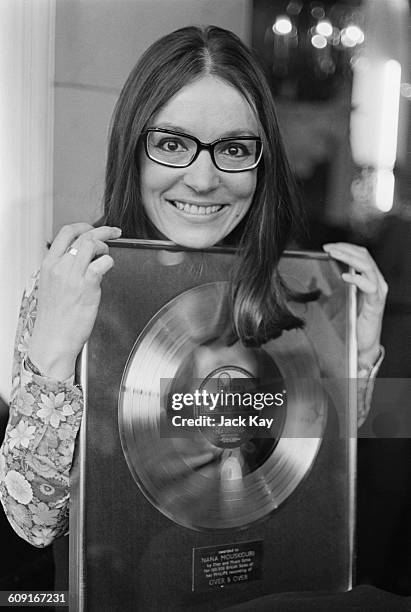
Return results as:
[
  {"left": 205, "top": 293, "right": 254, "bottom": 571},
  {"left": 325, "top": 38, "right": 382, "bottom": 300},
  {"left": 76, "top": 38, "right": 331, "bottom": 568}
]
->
[{"left": 114, "top": 227, "right": 122, "bottom": 236}]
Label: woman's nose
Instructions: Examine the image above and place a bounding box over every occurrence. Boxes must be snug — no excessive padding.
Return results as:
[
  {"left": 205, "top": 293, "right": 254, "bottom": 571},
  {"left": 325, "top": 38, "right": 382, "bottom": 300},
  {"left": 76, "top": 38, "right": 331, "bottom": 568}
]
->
[{"left": 182, "top": 150, "right": 220, "bottom": 192}]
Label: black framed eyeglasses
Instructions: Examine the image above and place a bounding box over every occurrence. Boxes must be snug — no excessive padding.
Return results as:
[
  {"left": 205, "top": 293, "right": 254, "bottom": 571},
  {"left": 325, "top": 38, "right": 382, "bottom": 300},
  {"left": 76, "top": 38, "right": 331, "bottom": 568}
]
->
[{"left": 143, "top": 128, "right": 263, "bottom": 173}]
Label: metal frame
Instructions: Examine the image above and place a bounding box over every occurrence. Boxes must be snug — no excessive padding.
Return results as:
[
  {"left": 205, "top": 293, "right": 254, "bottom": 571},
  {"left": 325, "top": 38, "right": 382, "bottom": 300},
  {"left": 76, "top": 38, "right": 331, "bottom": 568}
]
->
[{"left": 70, "top": 241, "right": 357, "bottom": 610}]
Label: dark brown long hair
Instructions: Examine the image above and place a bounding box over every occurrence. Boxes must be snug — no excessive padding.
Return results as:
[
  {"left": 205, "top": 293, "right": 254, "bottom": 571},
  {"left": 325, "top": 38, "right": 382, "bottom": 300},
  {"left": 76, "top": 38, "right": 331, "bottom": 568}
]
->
[{"left": 103, "top": 25, "right": 314, "bottom": 345}]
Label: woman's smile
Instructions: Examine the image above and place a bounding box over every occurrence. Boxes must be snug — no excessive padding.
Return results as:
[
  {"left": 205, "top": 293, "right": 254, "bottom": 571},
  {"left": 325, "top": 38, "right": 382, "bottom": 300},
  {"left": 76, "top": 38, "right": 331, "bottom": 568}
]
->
[{"left": 166, "top": 198, "right": 225, "bottom": 216}]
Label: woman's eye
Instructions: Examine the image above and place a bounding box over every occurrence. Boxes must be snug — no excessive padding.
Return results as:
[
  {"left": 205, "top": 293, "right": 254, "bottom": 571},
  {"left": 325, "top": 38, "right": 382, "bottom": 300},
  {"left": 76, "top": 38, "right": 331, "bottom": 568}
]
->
[
  {"left": 157, "top": 138, "right": 187, "bottom": 152},
  {"left": 223, "top": 143, "right": 250, "bottom": 157}
]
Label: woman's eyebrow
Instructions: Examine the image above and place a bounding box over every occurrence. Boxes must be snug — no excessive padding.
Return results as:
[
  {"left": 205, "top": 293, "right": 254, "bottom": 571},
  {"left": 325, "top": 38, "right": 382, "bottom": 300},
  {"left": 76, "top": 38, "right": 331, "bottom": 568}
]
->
[
  {"left": 152, "top": 123, "right": 259, "bottom": 138},
  {"left": 217, "top": 129, "right": 259, "bottom": 138}
]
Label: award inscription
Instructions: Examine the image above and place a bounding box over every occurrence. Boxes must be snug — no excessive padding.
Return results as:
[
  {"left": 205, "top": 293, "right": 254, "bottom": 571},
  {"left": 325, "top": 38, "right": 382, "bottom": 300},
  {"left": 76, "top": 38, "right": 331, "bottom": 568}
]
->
[{"left": 192, "top": 540, "right": 263, "bottom": 592}]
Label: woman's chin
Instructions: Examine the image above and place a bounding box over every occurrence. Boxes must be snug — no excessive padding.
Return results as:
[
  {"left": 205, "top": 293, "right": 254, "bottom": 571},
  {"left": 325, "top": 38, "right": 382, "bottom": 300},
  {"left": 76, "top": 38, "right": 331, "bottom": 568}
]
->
[
  {"left": 172, "top": 236, "right": 220, "bottom": 249},
  {"left": 162, "top": 228, "right": 225, "bottom": 250}
]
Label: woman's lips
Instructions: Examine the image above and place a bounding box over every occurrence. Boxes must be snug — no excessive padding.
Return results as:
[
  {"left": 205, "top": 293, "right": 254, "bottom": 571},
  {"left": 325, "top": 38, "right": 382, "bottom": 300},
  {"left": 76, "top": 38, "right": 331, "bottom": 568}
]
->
[{"left": 167, "top": 199, "right": 224, "bottom": 216}]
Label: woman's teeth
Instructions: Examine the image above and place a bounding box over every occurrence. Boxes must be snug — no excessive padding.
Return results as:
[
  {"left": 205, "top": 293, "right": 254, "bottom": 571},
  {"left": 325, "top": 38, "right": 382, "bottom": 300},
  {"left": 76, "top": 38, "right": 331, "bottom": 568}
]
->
[{"left": 171, "top": 200, "right": 223, "bottom": 215}]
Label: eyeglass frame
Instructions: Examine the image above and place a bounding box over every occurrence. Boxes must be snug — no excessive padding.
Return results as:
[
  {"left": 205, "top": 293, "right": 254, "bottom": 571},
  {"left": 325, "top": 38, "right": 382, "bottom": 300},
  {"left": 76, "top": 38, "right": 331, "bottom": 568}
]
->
[{"left": 143, "top": 127, "right": 263, "bottom": 173}]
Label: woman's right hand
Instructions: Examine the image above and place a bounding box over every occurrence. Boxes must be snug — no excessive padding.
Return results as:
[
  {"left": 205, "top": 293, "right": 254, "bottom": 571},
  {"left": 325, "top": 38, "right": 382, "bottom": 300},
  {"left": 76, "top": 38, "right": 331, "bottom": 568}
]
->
[{"left": 28, "top": 223, "right": 122, "bottom": 380}]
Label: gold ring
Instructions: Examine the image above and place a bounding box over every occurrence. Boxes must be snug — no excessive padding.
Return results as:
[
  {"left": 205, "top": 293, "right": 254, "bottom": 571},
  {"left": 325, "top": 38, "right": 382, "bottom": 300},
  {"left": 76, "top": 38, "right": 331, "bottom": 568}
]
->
[{"left": 67, "top": 246, "right": 78, "bottom": 256}]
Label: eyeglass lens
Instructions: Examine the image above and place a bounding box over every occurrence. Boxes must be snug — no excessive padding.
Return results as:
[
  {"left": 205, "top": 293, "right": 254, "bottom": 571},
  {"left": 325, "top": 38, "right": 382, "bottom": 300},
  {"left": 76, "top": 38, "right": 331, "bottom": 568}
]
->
[{"left": 146, "top": 131, "right": 261, "bottom": 171}]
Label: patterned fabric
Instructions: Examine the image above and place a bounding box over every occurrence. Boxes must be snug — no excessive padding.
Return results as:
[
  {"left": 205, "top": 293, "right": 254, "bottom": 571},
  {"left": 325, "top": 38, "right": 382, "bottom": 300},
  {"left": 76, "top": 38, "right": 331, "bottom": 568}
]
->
[
  {"left": 0, "top": 272, "right": 382, "bottom": 548},
  {"left": 0, "top": 272, "right": 83, "bottom": 547}
]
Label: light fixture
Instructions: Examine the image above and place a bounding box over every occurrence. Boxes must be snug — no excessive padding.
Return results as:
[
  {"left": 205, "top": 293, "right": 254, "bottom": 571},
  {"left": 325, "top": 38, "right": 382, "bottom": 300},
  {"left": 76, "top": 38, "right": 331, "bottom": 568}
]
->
[
  {"left": 378, "top": 59, "right": 401, "bottom": 168},
  {"left": 311, "top": 6, "right": 325, "bottom": 20},
  {"left": 375, "top": 169, "right": 395, "bottom": 212},
  {"left": 272, "top": 16, "right": 293, "bottom": 36},
  {"left": 341, "top": 25, "right": 365, "bottom": 47},
  {"left": 311, "top": 34, "right": 327, "bottom": 49},
  {"left": 316, "top": 20, "right": 333, "bottom": 38}
]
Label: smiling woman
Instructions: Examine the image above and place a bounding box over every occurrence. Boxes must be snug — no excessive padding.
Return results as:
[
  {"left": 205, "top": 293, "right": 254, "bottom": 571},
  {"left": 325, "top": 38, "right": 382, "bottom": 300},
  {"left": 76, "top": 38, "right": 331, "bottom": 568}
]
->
[
  {"left": 100, "top": 26, "right": 324, "bottom": 349},
  {"left": 0, "top": 25, "right": 387, "bottom": 549}
]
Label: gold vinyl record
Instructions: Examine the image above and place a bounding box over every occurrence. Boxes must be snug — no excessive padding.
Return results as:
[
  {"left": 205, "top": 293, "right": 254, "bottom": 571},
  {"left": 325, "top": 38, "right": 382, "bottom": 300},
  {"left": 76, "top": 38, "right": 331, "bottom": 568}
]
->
[{"left": 118, "top": 282, "right": 327, "bottom": 531}]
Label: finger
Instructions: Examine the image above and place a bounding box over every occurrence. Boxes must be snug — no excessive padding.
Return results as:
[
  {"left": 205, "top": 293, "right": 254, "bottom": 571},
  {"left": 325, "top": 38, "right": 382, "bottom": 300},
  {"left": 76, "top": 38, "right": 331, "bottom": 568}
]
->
[
  {"left": 323, "top": 242, "right": 369, "bottom": 255},
  {"left": 341, "top": 272, "right": 378, "bottom": 295},
  {"left": 79, "top": 225, "right": 122, "bottom": 243},
  {"left": 323, "top": 243, "right": 387, "bottom": 280},
  {"left": 68, "top": 226, "right": 122, "bottom": 255},
  {"left": 49, "top": 223, "right": 95, "bottom": 257},
  {"left": 329, "top": 244, "right": 387, "bottom": 290},
  {"left": 50, "top": 224, "right": 122, "bottom": 258},
  {"left": 323, "top": 244, "right": 375, "bottom": 273},
  {"left": 86, "top": 254, "right": 114, "bottom": 283},
  {"left": 323, "top": 246, "right": 376, "bottom": 276},
  {"left": 325, "top": 245, "right": 388, "bottom": 297},
  {"left": 68, "top": 239, "right": 110, "bottom": 274}
]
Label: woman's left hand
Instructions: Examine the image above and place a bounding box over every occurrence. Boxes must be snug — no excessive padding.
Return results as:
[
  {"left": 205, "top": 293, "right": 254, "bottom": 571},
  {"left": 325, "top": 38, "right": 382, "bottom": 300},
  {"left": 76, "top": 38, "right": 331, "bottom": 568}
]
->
[{"left": 323, "top": 242, "right": 388, "bottom": 365}]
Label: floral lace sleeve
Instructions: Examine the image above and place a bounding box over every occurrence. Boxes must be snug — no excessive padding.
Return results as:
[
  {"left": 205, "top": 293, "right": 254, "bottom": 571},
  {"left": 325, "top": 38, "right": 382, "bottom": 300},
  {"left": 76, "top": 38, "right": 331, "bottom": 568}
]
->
[{"left": 0, "top": 272, "right": 84, "bottom": 547}]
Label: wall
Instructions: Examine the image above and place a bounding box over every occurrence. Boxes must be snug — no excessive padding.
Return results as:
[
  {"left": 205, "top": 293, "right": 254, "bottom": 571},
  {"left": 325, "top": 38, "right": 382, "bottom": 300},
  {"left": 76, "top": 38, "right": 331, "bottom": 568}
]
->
[{"left": 0, "top": 1, "right": 55, "bottom": 401}]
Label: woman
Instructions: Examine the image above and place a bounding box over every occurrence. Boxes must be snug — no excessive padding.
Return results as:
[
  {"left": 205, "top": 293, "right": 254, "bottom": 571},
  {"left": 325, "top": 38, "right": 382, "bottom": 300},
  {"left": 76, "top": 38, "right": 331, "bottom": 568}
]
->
[{"left": 0, "top": 26, "right": 386, "bottom": 547}]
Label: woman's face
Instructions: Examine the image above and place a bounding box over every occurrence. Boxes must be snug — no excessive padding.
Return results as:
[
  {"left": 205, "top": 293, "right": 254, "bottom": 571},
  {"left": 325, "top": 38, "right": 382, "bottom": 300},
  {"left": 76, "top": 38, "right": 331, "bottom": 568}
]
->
[{"left": 139, "top": 75, "right": 259, "bottom": 248}]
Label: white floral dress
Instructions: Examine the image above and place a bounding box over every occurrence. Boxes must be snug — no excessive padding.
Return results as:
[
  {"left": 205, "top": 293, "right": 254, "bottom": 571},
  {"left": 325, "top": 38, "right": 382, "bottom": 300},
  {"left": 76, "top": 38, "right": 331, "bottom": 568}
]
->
[{"left": 0, "top": 272, "right": 83, "bottom": 547}]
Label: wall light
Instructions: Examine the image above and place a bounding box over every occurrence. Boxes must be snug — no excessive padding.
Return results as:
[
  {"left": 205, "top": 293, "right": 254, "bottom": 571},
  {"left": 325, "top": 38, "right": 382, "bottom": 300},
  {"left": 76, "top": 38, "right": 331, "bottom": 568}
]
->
[
  {"left": 273, "top": 16, "right": 293, "bottom": 36},
  {"left": 378, "top": 59, "right": 401, "bottom": 168},
  {"left": 311, "top": 34, "right": 327, "bottom": 49},
  {"left": 316, "top": 20, "right": 333, "bottom": 38},
  {"left": 341, "top": 25, "right": 364, "bottom": 47},
  {"left": 375, "top": 169, "right": 395, "bottom": 212}
]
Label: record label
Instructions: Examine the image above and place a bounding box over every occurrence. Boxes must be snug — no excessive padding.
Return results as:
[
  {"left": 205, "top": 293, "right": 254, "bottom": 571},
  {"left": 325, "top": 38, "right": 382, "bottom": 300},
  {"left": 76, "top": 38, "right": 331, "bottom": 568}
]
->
[{"left": 192, "top": 539, "right": 263, "bottom": 592}]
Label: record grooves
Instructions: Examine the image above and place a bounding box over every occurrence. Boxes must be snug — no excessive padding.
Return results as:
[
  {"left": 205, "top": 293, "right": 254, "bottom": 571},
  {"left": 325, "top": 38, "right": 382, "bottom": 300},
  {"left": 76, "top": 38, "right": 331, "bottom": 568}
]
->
[{"left": 118, "top": 282, "right": 327, "bottom": 531}]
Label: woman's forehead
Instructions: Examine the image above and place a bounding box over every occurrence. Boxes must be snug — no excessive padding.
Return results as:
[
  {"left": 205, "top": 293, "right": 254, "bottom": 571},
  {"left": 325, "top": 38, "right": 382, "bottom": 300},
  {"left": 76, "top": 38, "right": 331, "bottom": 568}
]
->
[{"left": 151, "top": 75, "right": 259, "bottom": 140}]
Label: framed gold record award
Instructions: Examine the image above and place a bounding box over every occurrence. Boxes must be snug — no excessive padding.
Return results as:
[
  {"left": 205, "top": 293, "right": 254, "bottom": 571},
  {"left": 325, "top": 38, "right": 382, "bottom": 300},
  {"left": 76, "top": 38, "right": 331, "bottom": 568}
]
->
[{"left": 69, "top": 239, "right": 357, "bottom": 612}]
